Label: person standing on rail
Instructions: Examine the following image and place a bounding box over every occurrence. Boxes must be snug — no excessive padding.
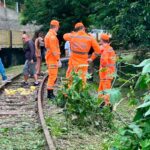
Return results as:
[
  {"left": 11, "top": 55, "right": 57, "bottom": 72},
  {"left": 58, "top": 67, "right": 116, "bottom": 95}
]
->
[
  {"left": 63, "top": 22, "right": 100, "bottom": 83},
  {"left": 89, "top": 33, "right": 116, "bottom": 106},
  {"left": 22, "top": 33, "right": 39, "bottom": 86},
  {"left": 44, "top": 20, "right": 61, "bottom": 99}
]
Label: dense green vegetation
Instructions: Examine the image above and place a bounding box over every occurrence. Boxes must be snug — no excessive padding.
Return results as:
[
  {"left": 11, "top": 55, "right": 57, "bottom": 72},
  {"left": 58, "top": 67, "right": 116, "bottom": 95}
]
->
[
  {"left": 104, "top": 59, "right": 150, "bottom": 149},
  {"left": 20, "top": 0, "right": 149, "bottom": 49},
  {"left": 56, "top": 72, "right": 113, "bottom": 128},
  {"left": 3, "top": 0, "right": 150, "bottom": 149},
  {"left": 46, "top": 59, "right": 150, "bottom": 149}
]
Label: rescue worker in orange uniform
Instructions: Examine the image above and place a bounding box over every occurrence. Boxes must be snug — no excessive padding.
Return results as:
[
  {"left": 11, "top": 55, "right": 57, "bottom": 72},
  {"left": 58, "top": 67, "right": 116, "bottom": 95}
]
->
[
  {"left": 63, "top": 22, "right": 100, "bottom": 83},
  {"left": 89, "top": 33, "right": 116, "bottom": 106},
  {"left": 44, "top": 20, "right": 61, "bottom": 99}
]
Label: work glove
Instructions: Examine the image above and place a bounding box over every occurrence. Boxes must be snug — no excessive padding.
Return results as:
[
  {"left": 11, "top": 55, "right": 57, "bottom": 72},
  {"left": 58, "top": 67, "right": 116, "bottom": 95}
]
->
[{"left": 88, "top": 58, "right": 93, "bottom": 63}]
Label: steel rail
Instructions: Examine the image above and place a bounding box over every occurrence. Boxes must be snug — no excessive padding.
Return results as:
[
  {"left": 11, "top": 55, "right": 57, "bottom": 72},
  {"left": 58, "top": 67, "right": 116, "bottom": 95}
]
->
[
  {"left": 37, "top": 57, "right": 69, "bottom": 150},
  {"left": 37, "top": 74, "right": 56, "bottom": 150},
  {"left": 0, "top": 73, "right": 22, "bottom": 90}
]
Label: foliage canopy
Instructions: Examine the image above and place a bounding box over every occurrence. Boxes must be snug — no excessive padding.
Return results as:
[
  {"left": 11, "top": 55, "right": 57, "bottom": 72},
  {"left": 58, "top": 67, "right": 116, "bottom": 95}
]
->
[{"left": 21, "top": 0, "right": 149, "bottom": 49}]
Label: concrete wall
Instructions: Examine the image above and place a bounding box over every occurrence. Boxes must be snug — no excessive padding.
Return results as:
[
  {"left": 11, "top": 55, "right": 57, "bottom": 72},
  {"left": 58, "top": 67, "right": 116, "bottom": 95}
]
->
[
  {"left": 0, "top": 7, "right": 39, "bottom": 31},
  {"left": 0, "top": 7, "right": 40, "bottom": 48}
]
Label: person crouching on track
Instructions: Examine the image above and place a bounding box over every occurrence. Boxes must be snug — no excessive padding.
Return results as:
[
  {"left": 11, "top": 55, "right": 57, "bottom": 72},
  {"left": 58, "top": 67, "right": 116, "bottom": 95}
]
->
[
  {"left": 22, "top": 33, "right": 39, "bottom": 86},
  {"left": 63, "top": 22, "right": 100, "bottom": 84},
  {"left": 89, "top": 33, "right": 116, "bottom": 106},
  {"left": 44, "top": 20, "right": 61, "bottom": 99}
]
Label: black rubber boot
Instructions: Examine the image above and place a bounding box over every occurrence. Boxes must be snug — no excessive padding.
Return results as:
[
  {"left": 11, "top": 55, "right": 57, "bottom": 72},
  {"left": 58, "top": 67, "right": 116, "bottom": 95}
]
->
[
  {"left": 99, "top": 101, "right": 105, "bottom": 110},
  {"left": 47, "top": 89, "right": 55, "bottom": 99}
]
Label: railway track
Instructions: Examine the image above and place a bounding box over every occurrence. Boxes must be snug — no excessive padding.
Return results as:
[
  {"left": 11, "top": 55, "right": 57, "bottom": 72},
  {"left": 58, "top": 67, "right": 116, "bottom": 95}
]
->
[
  {"left": 0, "top": 58, "right": 68, "bottom": 150},
  {"left": 0, "top": 56, "right": 138, "bottom": 149},
  {"left": 0, "top": 73, "right": 47, "bottom": 149},
  {"left": 1, "top": 56, "right": 127, "bottom": 150},
  {"left": 38, "top": 73, "right": 67, "bottom": 150},
  {"left": 38, "top": 75, "right": 56, "bottom": 150}
]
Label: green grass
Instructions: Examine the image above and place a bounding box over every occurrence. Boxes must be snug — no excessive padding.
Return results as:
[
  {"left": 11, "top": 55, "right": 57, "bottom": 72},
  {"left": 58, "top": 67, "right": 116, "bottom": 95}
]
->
[
  {"left": 0, "top": 125, "right": 45, "bottom": 150},
  {"left": 46, "top": 96, "right": 136, "bottom": 150},
  {"left": 46, "top": 100, "right": 135, "bottom": 150},
  {"left": 45, "top": 67, "right": 136, "bottom": 150},
  {"left": 5, "top": 65, "right": 23, "bottom": 75}
]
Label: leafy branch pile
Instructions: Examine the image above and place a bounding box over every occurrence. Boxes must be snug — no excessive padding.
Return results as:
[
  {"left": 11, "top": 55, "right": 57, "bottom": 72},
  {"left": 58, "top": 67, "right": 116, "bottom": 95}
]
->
[{"left": 56, "top": 72, "right": 113, "bottom": 129}]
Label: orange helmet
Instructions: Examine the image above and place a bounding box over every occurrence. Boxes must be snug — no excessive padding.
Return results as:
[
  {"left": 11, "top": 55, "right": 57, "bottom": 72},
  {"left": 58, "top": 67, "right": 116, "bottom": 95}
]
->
[
  {"left": 50, "top": 20, "right": 59, "bottom": 27},
  {"left": 101, "top": 33, "right": 110, "bottom": 41},
  {"left": 75, "top": 22, "right": 84, "bottom": 28}
]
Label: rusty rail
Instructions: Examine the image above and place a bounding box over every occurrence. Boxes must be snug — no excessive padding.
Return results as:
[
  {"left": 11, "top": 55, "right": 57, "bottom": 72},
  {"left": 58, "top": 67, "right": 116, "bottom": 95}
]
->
[
  {"left": 0, "top": 73, "right": 22, "bottom": 90},
  {"left": 37, "top": 75, "right": 56, "bottom": 150},
  {"left": 37, "top": 57, "right": 69, "bottom": 150}
]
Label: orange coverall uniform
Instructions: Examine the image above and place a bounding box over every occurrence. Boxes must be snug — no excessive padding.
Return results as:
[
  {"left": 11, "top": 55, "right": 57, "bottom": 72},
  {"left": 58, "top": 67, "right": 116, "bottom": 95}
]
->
[
  {"left": 91, "top": 44, "right": 116, "bottom": 105},
  {"left": 44, "top": 29, "right": 60, "bottom": 90},
  {"left": 63, "top": 30, "right": 100, "bottom": 83}
]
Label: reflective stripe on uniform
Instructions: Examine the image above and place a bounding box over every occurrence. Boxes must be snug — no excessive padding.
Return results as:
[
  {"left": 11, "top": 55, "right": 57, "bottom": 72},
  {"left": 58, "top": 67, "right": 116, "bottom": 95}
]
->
[
  {"left": 100, "top": 79, "right": 113, "bottom": 80},
  {"left": 71, "top": 50, "right": 88, "bottom": 55},
  {"left": 47, "top": 64, "right": 58, "bottom": 68},
  {"left": 70, "top": 35, "right": 91, "bottom": 40},
  {"left": 94, "top": 52, "right": 100, "bottom": 56},
  {"left": 108, "top": 48, "right": 113, "bottom": 52},
  {"left": 78, "top": 64, "right": 89, "bottom": 67},
  {"left": 102, "top": 64, "right": 116, "bottom": 67},
  {"left": 52, "top": 52, "right": 61, "bottom": 56},
  {"left": 47, "top": 85, "right": 54, "bottom": 89}
]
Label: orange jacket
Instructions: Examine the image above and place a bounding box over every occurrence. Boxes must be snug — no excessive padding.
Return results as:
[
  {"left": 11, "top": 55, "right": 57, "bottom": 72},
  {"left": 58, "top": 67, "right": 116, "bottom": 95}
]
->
[
  {"left": 100, "top": 44, "right": 116, "bottom": 68},
  {"left": 63, "top": 30, "right": 100, "bottom": 66},
  {"left": 91, "top": 43, "right": 116, "bottom": 79},
  {"left": 91, "top": 44, "right": 116, "bottom": 66},
  {"left": 44, "top": 29, "right": 60, "bottom": 64}
]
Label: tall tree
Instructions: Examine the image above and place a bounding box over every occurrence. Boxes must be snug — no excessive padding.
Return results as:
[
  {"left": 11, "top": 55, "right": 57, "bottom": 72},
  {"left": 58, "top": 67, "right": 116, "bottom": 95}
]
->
[
  {"left": 22, "top": 0, "right": 150, "bottom": 49},
  {"left": 91, "top": 0, "right": 150, "bottom": 48},
  {"left": 22, "top": 0, "right": 98, "bottom": 31}
]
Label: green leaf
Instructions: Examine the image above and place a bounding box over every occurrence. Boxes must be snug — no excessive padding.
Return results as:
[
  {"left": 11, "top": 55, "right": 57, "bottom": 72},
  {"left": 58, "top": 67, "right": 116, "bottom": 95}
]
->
[
  {"left": 143, "top": 94, "right": 150, "bottom": 102},
  {"left": 140, "top": 139, "right": 150, "bottom": 149},
  {"left": 144, "top": 109, "right": 150, "bottom": 117},
  {"left": 133, "top": 59, "right": 150, "bottom": 67},
  {"left": 135, "top": 75, "right": 148, "bottom": 89},
  {"left": 137, "top": 101, "right": 150, "bottom": 109},
  {"left": 103, "top": 88, "right": 122, "bottom": 105},
  {"left": 142, "top": 64, "right": 150, "bottom": 74},
  {"left": 133, "top": 109, "right": 144, "bottom": 121},
  {"left": 129, "top": 123, "right": 143, "bottom": 138}
]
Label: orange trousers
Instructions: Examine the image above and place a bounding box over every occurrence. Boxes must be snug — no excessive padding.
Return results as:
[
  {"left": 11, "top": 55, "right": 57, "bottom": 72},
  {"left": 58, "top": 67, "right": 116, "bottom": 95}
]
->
[
  {"left": 66, "top": 64, "right": 88, "bottom": 84},
  {"left": 47, "top": 67, "right": 58, "bottom": 90},
  {"left": 98, "top": 79, "right": 112, "bottom": 105},
  {"left": 98, "top": 66, "right": 115, "bottom": 105}
]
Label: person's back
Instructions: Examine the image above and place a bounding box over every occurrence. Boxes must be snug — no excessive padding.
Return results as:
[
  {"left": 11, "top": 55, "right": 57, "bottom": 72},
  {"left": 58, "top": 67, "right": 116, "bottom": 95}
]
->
[
  {"left": 64, "top": 25, "right": 99, "bottom": 66},
  {"left": 69, "top": 30, "right": 94, "bottom": 64},
  {"left": 63, "top": 22, "right": 100, "bottom": 82}
]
